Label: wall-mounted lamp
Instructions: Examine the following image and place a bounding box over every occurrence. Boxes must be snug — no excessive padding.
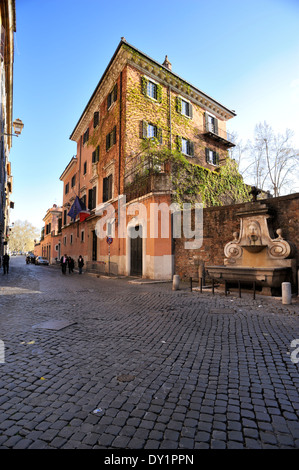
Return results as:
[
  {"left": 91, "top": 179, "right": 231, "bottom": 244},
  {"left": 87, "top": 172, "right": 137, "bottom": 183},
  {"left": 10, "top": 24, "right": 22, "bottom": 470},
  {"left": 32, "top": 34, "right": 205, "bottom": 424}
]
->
[{"left": 1, "top": 118, "right": 24, "bottom": 137}]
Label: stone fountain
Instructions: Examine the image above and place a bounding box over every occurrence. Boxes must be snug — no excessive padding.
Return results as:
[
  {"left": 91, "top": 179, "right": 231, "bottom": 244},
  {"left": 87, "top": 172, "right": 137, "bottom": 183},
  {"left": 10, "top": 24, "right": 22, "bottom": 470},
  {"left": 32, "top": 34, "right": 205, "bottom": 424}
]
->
[{"left": 206, "top": 200, "right": 296, "bottom": 295}]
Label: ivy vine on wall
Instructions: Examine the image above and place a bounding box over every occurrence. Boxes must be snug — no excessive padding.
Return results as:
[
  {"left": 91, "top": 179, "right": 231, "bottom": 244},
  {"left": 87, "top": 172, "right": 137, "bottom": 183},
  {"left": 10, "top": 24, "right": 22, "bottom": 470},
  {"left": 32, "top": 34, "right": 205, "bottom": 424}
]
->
[{"left": 138, "top": 138, "right": 251, "bottom": 207}]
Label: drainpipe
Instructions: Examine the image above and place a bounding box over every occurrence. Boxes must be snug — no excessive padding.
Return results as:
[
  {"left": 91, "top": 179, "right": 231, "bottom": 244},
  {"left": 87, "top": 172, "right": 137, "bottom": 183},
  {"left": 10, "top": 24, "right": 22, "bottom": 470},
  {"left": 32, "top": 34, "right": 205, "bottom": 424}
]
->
[
  {"left": 119, "top": 71, "right": 123, "bottom": 195},
  {"left": 77, "top": 136, "right": 82, "bottom": 238},
  {"left": 168, "top": 85, "right": 175, "bottom": 276},
  {"left": 168, "top": 85, "right": 172, "bottom": 152},
  {"left": 118, "top": 71, "right": 123, "bottom": 265}
]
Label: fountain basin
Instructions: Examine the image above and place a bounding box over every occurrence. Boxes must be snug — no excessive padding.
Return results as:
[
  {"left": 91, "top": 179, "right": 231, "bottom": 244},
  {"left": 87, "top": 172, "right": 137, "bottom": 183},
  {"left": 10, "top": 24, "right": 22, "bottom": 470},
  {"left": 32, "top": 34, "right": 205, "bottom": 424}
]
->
[{"left": 206, "top": 265, "right": 291, "bottom": 290}]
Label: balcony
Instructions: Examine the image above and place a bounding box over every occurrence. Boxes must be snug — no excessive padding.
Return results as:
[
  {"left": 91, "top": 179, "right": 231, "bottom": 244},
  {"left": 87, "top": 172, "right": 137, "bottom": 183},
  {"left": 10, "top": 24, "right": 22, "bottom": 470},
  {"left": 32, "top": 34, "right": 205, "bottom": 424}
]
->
[
  {"left": 124, "top": 172, "right": 171, "bottom": 203},
  {"left": 202, "top": 123, "right": 235, "bottom": 148}
]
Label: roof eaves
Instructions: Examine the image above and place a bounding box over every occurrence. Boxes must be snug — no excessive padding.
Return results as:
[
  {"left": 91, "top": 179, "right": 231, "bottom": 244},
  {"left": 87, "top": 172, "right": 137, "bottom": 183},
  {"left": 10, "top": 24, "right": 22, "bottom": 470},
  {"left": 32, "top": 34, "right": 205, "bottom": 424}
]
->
[{"left": 69, "top": 39, "right": 236, "bottom": 141}]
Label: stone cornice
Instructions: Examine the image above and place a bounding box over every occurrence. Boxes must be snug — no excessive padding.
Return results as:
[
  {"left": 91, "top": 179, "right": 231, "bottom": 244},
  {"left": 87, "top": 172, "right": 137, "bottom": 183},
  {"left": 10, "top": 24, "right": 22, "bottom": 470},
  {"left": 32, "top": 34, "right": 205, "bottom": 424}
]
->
[{"left": 59, "top": 156, "right": 77, "bottom": 181}]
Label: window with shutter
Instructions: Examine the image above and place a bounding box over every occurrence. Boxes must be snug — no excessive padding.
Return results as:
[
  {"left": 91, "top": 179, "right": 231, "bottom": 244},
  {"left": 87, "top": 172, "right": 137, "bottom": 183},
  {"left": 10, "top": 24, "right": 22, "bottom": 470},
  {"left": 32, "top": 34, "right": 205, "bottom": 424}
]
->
[
  {"left": 205, "top": 147, "right": 219, "bottom": 166},
  {"left": 141, "top": 121, "right": 162, "bottom": 143},
  {"left": 83, "top": 128, "right": 89, "bottom": 145},
  {"left": 205, "top": 113, "right": 218, "bottom": 135},
  {"left": 106, "top": 127, "right": 117, "bottom": 151},
  {"left": 107, "top": 84, "right": 118, "bottom": 110},
  {"left": 88, "top": 187, "right": 96, "bottom": 210},
  {"left": 141, "top": 76, "right": 162, "bottom": 103},
  {"left": 181, "top": 137, "right": 194, "bottom": 157},
  {"left": 93, "top": 111, "right": 99, "bottom": 128},
  {"left": 92, "top": 146, "right": 100, "bottom": 163},
  {"left": 176, "top": 96, "right": 192, "bottom": 118},
  {"left": 103, "top": 174, "right": 113, "bottom": 202}
]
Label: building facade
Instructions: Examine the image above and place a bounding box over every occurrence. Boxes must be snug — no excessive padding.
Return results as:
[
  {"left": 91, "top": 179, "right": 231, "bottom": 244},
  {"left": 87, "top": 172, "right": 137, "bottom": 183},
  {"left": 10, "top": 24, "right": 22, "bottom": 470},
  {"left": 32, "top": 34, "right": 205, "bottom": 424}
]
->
[
  {"left": 34, "top": 204, "right": 62, "bottom": 263},
  {"left": 0, "top": 0, "right": 15, "bottom": 257},
  {"left": 59, "top": 39, "right": 236, "bottom": 279}
]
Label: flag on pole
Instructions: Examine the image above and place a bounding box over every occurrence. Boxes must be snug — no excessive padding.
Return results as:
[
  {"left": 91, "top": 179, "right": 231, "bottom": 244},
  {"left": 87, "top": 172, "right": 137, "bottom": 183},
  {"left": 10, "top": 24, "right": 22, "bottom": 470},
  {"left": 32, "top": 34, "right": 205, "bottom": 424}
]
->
[{"left": 67, "top": 196, "right": 90, "bottom": 222}]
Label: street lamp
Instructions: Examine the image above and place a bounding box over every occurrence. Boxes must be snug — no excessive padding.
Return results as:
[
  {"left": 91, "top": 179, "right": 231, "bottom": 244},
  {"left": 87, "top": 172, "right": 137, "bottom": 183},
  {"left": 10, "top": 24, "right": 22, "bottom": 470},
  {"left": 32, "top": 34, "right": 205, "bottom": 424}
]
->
[
  {"left": 12, "top": 118, "right": 24, "bottom": 136},
  {"left": 1, "top": 118, "right": 24, "bottom": 137}
]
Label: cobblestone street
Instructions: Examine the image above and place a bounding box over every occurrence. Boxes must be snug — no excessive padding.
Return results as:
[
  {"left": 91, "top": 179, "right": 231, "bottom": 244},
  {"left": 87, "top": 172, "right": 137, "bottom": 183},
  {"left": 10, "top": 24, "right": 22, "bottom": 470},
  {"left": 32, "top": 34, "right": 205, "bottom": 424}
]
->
[{"left": 0, "top": 256, "right": 298, "bottom": 451}]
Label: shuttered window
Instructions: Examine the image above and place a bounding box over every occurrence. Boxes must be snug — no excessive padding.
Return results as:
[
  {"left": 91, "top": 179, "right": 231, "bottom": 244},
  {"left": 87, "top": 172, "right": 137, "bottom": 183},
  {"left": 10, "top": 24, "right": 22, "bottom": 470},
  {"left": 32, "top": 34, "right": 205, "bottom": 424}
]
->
[
  {"left": 107, "top": 84, "right": 118, "bottom": 110},
  {"left": 205, "top": 113, "right": 218, "bottom": 135},
  {"left": 106, "top": 126, "right": 117, "bottom": 151},
  {"left": 141, "top": 120, "right": 162, "bottom": 143},
  {"left": 103, "top": 174, "right": 113, "bottom": 202},
  {"left": 92, "top": 145, "right": 100, "bottom": 163},
  {"left": 205, "top": 148, "right": 219, "bottom": 166},
  {"left": 88, "top": 186, "right": 97, "bottom": 210},
  {"left": 176, "top": 135, "right": 194, "bottom": 157},
  {"left": 176, "top": 96, "right": 193, "bottom": 118},
  {"left": 141, "top": 76, "right": 162, "bottom": 103},
  {"left": 83, "top": 128, "right": 89, "bottom": 145},
  {"left": 93, "top": 111, "right": 99, "bottom": 128}
]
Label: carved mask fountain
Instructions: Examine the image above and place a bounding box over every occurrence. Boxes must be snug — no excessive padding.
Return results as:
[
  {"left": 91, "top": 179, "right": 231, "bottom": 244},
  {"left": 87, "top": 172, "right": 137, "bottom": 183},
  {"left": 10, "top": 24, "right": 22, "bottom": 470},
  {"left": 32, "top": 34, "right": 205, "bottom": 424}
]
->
[{"left": 206, "top": 200, "right": 296, "bottom": 295}]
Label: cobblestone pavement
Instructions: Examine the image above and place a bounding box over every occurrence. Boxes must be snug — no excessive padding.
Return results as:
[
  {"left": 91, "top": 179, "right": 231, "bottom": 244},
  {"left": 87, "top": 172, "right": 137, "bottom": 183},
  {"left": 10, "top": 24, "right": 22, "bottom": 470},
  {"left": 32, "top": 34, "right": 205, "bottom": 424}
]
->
[{"left": 0, "top": 256, "right": 298, "bottom": 450}]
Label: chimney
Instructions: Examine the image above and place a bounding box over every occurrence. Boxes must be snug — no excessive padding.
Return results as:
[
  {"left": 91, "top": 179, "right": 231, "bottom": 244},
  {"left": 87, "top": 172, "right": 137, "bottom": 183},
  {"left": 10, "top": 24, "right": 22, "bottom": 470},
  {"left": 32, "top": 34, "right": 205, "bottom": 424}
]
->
[{"left": 162, "top": 55, "right": 172, "bottom": 71}]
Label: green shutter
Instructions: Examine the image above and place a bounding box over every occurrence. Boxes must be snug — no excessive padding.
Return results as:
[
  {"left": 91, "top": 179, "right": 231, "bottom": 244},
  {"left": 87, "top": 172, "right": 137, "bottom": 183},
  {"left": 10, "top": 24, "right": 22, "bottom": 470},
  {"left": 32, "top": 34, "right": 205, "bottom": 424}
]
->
[
  {"left": 189, "top": 141, "right": 194, "bottom": 157},
  {"left": 189, "top": 103, "right": 193, "bottom": 119},
  {"left": 141, "top": 76, "right": 148, "bottom": 96},
  {"left": 176, "top": 96, "right": 182, "bottom": 114},
  {"left": 176, "top": 135, "right": 182, "bottom": 151},
  {"left": 215, "top": 152, "right": 220, "bottom": 165},
  {"left": 106, "top": 133, "right": 110, "bottom": 151},
  {"left": 214, "top": 119, "right": 219, "bottom": 135},
  {"left": 142, "top": 120, "right": 148, "bottom": 139},
  {"left": 156, "top": 84, "right": 162, "bottom": 103},
  {"left": 204, "top": 112, "right": 209, "bottom": 131},
  {"left": 157, "top": 127, "right": 163, "bottom": 144},
  {"left": 205, "top": 148, "right": 209, "bottom": 163}
]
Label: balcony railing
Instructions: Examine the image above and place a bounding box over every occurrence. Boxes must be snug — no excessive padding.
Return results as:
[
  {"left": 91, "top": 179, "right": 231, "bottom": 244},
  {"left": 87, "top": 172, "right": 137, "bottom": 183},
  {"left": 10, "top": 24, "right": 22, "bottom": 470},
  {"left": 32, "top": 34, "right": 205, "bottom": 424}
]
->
[
  {"left": 124, "top": 172, "right": 171, "bottom": 203},
  {"left": 202, "top": 123, "right": 235, "bottom": 148}
]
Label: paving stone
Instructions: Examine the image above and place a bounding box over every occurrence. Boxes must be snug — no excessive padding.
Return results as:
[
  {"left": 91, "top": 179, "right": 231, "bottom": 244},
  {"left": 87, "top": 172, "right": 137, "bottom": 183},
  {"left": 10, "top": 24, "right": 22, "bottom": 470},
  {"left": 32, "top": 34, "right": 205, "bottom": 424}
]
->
[{"left": 1, "top": 258, "right": 299, "bottom": 450}]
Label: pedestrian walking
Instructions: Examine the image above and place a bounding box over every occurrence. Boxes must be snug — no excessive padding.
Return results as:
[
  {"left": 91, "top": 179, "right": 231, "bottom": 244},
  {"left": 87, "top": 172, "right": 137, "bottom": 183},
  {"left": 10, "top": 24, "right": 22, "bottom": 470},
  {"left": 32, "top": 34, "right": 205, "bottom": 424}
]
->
[
  {"left": 78, "top": 255, "right": 84, "bottom": 274},
  {"left": 60, "top": 254, "right": 67, "bottom": 274},
  {"left": 2, "top": 253, "right": 9, "bottom": 275},
  {"left": 68, "top": 257, "right": 74, "bottom": 274}
]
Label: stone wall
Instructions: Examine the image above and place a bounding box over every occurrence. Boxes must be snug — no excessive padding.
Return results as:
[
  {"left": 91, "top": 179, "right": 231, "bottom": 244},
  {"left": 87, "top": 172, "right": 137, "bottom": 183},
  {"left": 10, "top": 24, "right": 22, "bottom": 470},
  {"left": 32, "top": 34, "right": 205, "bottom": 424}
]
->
[{"left": 174, "top": 193, "right": 299, "bottom": 282}]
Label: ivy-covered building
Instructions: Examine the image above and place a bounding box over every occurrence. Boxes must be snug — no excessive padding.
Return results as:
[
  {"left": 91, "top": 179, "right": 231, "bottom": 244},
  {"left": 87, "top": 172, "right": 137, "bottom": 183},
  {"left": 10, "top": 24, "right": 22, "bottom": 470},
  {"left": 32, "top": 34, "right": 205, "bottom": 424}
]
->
[{"left": 60, "top": 38, "right": 242, "bottom": 279}]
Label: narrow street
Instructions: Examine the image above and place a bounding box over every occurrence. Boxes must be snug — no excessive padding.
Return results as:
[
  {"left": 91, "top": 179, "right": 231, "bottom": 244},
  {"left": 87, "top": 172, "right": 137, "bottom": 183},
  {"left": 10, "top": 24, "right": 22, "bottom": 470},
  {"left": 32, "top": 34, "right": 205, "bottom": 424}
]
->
[{"left": 0, "top": 256, "right": 298, "bottom": 450}]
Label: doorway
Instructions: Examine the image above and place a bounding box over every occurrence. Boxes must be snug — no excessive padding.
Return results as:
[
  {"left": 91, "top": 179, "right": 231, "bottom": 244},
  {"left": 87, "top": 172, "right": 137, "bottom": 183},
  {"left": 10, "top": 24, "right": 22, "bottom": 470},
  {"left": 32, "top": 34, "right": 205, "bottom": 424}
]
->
[
  {"left": 92, "top": 230, "right": 97, "bottom": 261},
  {"left": 130, "top": 225, "right": 142, "bottom": 276}
]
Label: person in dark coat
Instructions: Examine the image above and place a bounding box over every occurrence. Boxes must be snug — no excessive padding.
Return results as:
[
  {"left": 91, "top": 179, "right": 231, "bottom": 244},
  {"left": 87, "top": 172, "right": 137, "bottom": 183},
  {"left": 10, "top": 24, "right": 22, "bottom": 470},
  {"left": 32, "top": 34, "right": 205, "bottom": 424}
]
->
[
  {"left": 2, "top": 253, "right": 9, "bottom": 275},
  {"left": 68, "top": 257, "right": 74, "bottom": 274},
  {"left": 60, "top": 254, "right": 67, "bottom": 274},
  {"left": 78, "top": 255, "right": 84, "bottom": 274}
]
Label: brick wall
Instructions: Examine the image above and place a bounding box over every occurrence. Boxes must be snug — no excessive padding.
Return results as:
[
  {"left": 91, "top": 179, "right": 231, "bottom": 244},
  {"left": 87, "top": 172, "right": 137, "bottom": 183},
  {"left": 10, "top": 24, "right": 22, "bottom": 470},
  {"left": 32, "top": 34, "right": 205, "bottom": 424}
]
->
[{"left": 174, "top": 193, "right": 299, "bottom": 280}]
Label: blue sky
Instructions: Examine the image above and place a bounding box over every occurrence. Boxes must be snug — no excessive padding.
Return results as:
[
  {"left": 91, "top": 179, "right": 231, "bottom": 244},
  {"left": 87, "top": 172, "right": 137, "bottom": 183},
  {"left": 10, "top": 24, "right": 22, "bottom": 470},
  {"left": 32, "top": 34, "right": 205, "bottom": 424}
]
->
[{"left": 10, "top": 0, "right": 299, "bottom": 230}]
